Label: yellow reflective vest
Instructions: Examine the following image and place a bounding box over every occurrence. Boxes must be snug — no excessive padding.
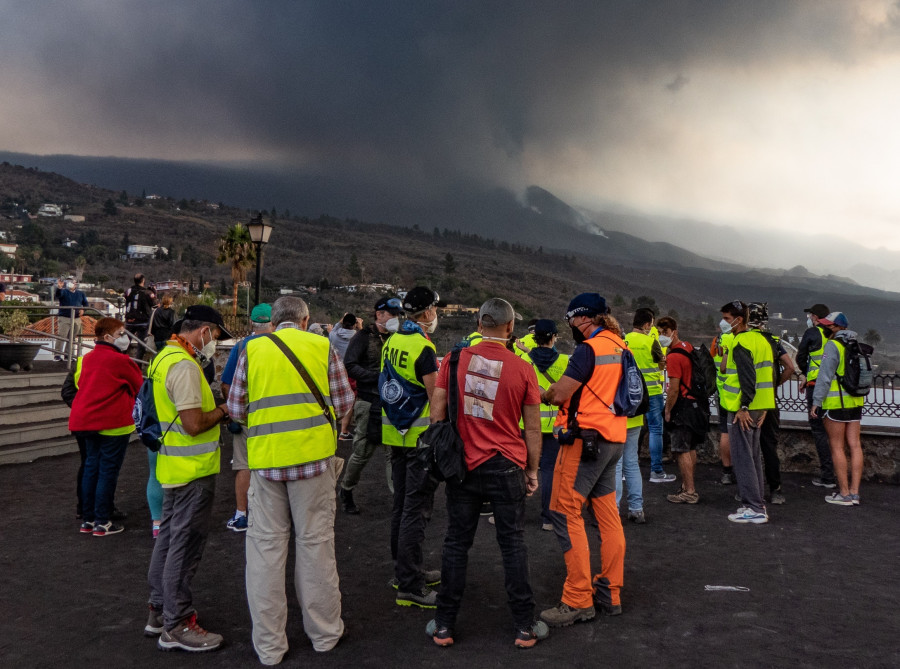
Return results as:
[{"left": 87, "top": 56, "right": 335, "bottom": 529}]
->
[
  {"left": 519, "top": 350, "right": 569, "bottom": 433},
  {"left": 822, "top": 339, "right": 865, "bottom": 410},
  {"left": 514, "top": 333, "right": 537, "bottom": 359},
  {"left": 245, "top": 329, "right": 336, "bottom": 469},
  {"left": 720, "top": 330, "right": 776, "bottom": 412},
  {"left": 713, "top": 332, "right": 735, "bottom": 398},
  {"left": 806, "top": 326, "right": 828, "bottom": 382},
  {"left": 624, "top": 331, "right": 663, "bottom": 397},
  {"left": 381, "top": 332, "right": 436, "bottom": 447},
  {"left": 151, "top": 344, "right": 221, "bottom": 485}
]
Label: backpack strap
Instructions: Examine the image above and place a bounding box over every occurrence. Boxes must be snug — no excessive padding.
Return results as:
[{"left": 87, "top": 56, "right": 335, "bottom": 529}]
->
[
  {"left": 264, "top": 333, "right": 335, "bottom": 431},
  {"left": 447, "top": 348, "right": 462, "bottom": 428}
]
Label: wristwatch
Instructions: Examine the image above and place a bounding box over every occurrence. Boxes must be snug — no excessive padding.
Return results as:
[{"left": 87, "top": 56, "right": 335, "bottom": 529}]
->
[{"left": 740, "top": 406, "right": 749, "bottom": 412}]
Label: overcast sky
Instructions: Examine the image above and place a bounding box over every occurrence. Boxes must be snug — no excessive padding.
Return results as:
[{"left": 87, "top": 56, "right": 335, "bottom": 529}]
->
[{"left": 3, "top": 1, "right": 900, "bottom": 250}]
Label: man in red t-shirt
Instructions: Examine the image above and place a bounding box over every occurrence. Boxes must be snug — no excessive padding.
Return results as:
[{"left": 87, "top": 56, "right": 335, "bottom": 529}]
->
[
  {"left": 427, "top": 298, "right": 547, "bottom": 649},
  {"left": 658, "top": 316, "right": 706, "bottom": 504}
]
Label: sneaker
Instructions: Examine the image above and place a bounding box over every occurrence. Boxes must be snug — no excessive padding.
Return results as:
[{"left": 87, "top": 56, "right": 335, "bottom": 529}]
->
[
  {"left": 425, "top": 619, "right": 454, "bottom": 647},
  {"left": 770, "top": 489, "right": 786, "bottom": 505},
  {"left": 649, "top": 471, "right": 676, "bottom": 483},
  {"left": 541, "top": 522, "right": 554, "bottom": 531},
  {"left": 825, "top": 492, "right": 854, "bottom": 506},
  {"left": 339, "top": 432, "right": 353, "bottom": 440},
  {"left": 111, "top": 507, "right": 128, "bottom": 521},
  {"left": 389, "top": 570, "right": 441, "bottom": 590},
  {"left": 667, "top": 489, "right": 699, "bottom": 504},
  {"left": 226, "top": 514, "right": 248, "bottom": 532},
  {"left": 812, "top": 477, "right": 837, "bottom": 489},
  {"left": 720, "top": 470, "right": 736, "bottom": 485},
  {"left": 727, "top": 508, "right": 768, "bottom": 524},
  {"left": 540, "top": 602, "right": 596, "bottom": 627},
  {"left": 594, "top": 600, "right": 623, "bottom": 616},
  {"left": 157, "top": 614, "right": 223, "bottom": 652},
  {"left": 627, "top": 510, "right": 646, "bottom": 524},
  {"left": 339, "top": 488, "right": 360, "bottom": 515},
  {"left": 850, "top": 494, "right": 860, "bottom": 506},
  {"left": 92, "top": 521, "right": 125, "bottom": 536},
  {"left": 514, "top": 620, "right": 549, "bottom": 649},
  {"left": 396, "top": 586, "right": 438, "bottom": 609},
  {"left": 144, "top": 606, "right": 164, "bottom": 637},
  {"left": 80, "top": 521, "right": 94, "bottom": 534}
]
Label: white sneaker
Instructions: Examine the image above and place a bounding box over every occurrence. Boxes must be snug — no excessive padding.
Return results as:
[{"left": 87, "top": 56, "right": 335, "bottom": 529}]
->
[{"left": 649, "top": 471, "right": 676, "bottom": 483}]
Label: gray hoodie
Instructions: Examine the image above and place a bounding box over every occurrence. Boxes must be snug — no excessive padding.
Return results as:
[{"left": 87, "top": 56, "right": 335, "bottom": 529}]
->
[
  {"left": 812, "top": 329, "right": 858, "bottom": 407},
  {"left": 329, "top": 324, "right": 357, "bottom": 359}
]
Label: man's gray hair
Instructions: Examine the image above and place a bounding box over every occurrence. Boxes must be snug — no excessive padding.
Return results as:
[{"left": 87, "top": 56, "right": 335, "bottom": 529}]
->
[
  {"left": 271, "top": 296, "right": 309, "bottom": 326},
  {"left": 479, "top": 297, "right": 515, "bottom": 328}
]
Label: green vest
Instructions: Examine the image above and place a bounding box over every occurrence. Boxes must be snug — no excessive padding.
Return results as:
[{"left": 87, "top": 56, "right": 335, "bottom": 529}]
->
[
  {"left": 381, "top": 332, "right": 436, "bottom": 447},
  {"left": 713, "top": 332, "right": 735, "bottom": 397},
  {"left": 519, "top": 351, "right": 569, "bottom": 433},
  {"left": 151, "top": 345, "right": 220, "bottom": 485},
  {"left": 245, "top": 329, "right": 336, "bottom": 469},
  {"left": 514, "top": 333, "right": 537, "bottom": 359},
  {"left": 624, "top": 331, "right": 663, "bottom": 396},
  {"left": 465, "top": 331, "right": 483, "bottom": 346},
  {"left": 720, "top": 330, "right": 776, "bottom": 412},
  {"left": 822, "top": 339, "right": 865, "bottom": 410},
  {"left": 806, "top": 326, "right": 827, "bottom": 382}
]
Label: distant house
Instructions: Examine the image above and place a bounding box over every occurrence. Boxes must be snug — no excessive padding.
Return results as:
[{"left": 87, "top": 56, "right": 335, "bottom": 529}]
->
[
  {"left": 38, "top": 204, "right": 63, "bottom": 217},
  {"left": 0, "top": 242, "right": 17, "bottom": 258},
  {"left": 126, "top": 244, "right": 168, "bottom": 260},
  {"left": 5, "top": 289, "right": 39, "bottom": 303},
  {"left": 439, "top": 304, "right": 479, "bottom": 315},
  {"left": 145, "top": 194, "right": 162, "bottom": 200},
  {"left": 63, "top": 215, "right": 85, "bottom": 223},
  {"left": 87, "top": 298, "right": 117, "bottom": 317},
  {"left": 154, "top": 279, "right": 188, "bottom": 293},
  {"left": 62, "top": 238, "right": 78, "bottom": 248},
  {"left": 0, "top": 271, "right": 32, "bottom": 284}
]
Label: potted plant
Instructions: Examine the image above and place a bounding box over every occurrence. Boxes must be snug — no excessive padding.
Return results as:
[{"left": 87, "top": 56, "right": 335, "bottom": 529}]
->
[{"left": 0, "top": 309, "right": 41, "bottom": 372}]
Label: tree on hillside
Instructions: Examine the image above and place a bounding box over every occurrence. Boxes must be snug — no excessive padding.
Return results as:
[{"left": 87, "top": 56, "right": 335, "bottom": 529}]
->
[
  {"left": 864, "top": 329, "right": 882, "bottom": 347},
  {"left": 216, "top": 223, "right": 256, "bottom": 317},
  {"left": 347, "top": 253, "right": 362, "bottom": 281},
  {"left": 631, "top": 295, "right": 658, "bottom": 314},
  {"left": 443, "top": 253, "right": 456, "bottom": 275},
  {"left": 103, "top": 198, "right": 118, "bottom": 216}
]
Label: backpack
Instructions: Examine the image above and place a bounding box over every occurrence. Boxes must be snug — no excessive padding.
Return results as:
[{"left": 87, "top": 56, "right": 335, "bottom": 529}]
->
[
  {"left": 613, "top": 348, "right": 649, "bottom": 418},
  {"left": 379, "top": 355, "right": 429, "bottom": 433},
  {"left": 133, "top": 350, "right": 178, "bottom": 451},
  {"left": 837, "top": 338, "right": 874, "bottom": 397},
  {"left": 668, "top": 343, "right": 717, "bottom": 403}
]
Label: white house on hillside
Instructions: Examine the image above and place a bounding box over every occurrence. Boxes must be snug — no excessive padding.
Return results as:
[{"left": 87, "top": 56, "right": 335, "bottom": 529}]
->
[
  {"left": 126, "top": 244, "right": 168, "bottom": 260},
  {"left": 38, "top": 204, "right": 63, "bottom": 217}
]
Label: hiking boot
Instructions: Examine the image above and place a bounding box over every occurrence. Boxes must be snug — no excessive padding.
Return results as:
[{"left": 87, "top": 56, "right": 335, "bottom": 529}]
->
[
  {"left": 720, "top": 470, "right": 736, "bottom": 485},
  {"left": 396, "top": 586, "right": 438, "bottom": 609},
  {"left": 80, "top": 521, "right": 94, "bottom": 534},
  {"left": 225, "top": 514, "right": 248, "bottom": 532},
  {"left": 92, "top": 521, "right": 125, "bottom": 537},
  {"left": 812, "top": 477, "right": 837, "bottom": 489},
  {"left": 594, "top": 600, "right": 623, "bottom": 616},
  {"left": 144, "top": 606, "right": 164, "bottom": 637},
  {"left": 339, "top": 488, "right": 360, "bottom": 515},
  {"left": 825, "top": 492, "right": 854, "bottom": 506},
  {"left": 649, "top": 471, "right": 676, "bottom": 483},
  {"left": 727, "top": 508, "right": 768, "bottom": 524},
  {"left": 425, "top": 619, "right": 454, "bottom": 647},
  {"left": 389, "top": 570, "right": 441, "bottom": 589},
  {"left": 540, "top": 602, "right": 596, "bottom": 627},
  {"left": 514, "top": 620, "right": 549, "bottom": 649},
  {"left": 667, "top": 489, "right": 699, "bottom": 504},
  {"left": 770, "top": 488, "right": 786, "bottom": 505},
  {"left": 627, "top": 510, "right": 646, "bottom": 524},
  {"left": 157, "top": 614, "right": 223, "bottom": 652}
]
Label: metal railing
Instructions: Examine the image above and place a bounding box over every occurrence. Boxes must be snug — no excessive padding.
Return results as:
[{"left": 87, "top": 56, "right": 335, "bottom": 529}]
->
[{"left": 0, "top": 305, "right": 153, "bottom": 369}]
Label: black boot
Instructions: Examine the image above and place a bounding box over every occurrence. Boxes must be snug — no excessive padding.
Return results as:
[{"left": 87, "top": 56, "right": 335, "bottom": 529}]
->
[{"left": 339, "top": 488, "right": 360, "bottom": 515}]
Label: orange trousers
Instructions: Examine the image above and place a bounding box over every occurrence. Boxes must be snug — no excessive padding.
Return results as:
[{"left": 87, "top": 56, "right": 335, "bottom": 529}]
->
[{"left": 549, "top": 436, "right": 625, "bottom": 609}]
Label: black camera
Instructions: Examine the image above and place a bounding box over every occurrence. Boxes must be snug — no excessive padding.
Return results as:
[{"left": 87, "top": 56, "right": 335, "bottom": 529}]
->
[{"left": 580, "top": 430, "right": 599, "bottom": 462}]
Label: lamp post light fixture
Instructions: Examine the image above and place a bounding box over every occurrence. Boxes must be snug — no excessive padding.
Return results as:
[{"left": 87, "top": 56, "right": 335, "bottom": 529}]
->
[{"left": 247, "top": 213, "right": 273, "bottom": 306}]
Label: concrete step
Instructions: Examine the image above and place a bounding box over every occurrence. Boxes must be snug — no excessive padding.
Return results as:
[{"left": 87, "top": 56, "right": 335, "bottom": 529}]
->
[
  {"left": 0, "top": 401, "right": 70, "bottom": 426},
  {"left": 0, "top": 372, "right": 68, "bottom": 391},
  {"left": 0, "top": 434, "right": 79, "bottom": 465},
  {"left": 0, "top": 387, "right": 63, "bottom": 409},
  {"left": 0, "top": 419, "right": 71, "bottom": 447}
]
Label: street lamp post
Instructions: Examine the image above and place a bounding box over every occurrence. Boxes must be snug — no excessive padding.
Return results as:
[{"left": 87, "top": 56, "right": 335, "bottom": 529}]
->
[{"left": 247, "top": 213, "right": 273, "bottom": 306}]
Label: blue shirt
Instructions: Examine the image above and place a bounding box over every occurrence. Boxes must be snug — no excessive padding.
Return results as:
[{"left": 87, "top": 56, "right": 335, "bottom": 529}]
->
[
  {"left": 563, "top": 327, "right": 606, "bottom": 383},
  {"left": 58, "top": 289, "right": 88, "bottom": 317},
  {"left": 221, "top": 333, "right": 266, "bottom": 386}
]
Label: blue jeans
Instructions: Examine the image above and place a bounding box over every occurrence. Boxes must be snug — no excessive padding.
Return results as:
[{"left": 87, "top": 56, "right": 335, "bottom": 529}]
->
[
  {"left": 435, "top": 453, "right": 535, "bottom": 631},
  {"left": 538, "top": 433, "right": 560, "bottom": 525},
  {"left": 80, "top": 432, "right": 130, "bottom": 524},
  {"left": 647, "top": 394, "right": 665, "bottom": 473},
  {"left": 616, "top": 426, "right": 644, "bottom": 512}
]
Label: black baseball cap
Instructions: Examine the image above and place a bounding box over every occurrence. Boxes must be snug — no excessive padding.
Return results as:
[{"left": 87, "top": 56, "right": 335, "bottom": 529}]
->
[
  {"left": 803, "top": 304, "right": 830, "bottom": 319},
  {"left": 402, "top": 286, "right": 443, "bottom": 313},
  {"left": 174, "top": 305, "right": 233, "bottom": 340}
]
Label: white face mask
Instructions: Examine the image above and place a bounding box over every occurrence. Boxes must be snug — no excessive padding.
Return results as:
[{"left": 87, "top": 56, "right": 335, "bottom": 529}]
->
[
  {"left": 385, "top": 317, "right": 400, "bottom": 333},
  {"left": 657, "top": 334, "right": 672, "bottom": 347},
  {"left": 719, "top": 318, "right": 732, "bottom": 334},
  {"left": 111, "top": 334, "right": 130, "bottom": 352},
  {"left": 195, "top": 329, "right": 217, "bottom": 363},
  {"left": 421, "top": 318, "right": 437, "bottom": 334},
  {"left": 806, "top": 317, "right": 813, "bottom": 329}
]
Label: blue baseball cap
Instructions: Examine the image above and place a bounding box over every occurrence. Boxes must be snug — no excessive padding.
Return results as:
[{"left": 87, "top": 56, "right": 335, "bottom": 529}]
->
[
  {"left": 565, "top": 293, "right": 609, "bottom": 321},
  {"left": 819, "top": 311, "right": 848, "bottom": 328}
]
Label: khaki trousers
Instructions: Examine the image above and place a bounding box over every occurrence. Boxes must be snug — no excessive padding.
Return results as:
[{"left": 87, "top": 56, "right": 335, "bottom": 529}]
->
[{"left": 246, "top": 463, "right": 343, "bottom": 664}]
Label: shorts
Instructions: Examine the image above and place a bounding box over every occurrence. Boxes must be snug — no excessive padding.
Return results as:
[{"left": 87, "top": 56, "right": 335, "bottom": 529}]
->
[
  {"left": 825, "top": 407, "right": 862, "bottom": 423},
  {"left": 669, "top": 425, "right": 696, "bottom": 453},
  {"left": 717, "top": 399, "right": 728, "bottom": 431},
  {"left": 232, "top": 426, "right": 249, "bottom": 470}
]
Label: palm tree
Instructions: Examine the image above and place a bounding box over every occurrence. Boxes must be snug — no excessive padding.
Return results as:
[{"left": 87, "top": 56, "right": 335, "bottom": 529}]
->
[{"left": 216, "top": 223, "right": 256, "bottom": 319}]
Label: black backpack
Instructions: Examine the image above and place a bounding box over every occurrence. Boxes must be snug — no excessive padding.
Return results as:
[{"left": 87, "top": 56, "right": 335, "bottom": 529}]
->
[
  {"left": 838, "top": 338, "right": 874, "bottom": 397},
  {"left": 668, "top": 344, "right": 717, "bottom": 403}
]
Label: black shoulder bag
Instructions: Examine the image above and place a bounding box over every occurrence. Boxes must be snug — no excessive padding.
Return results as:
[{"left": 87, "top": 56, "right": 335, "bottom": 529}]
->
[
  {"left": 416, "top": 348, "right": 466, "bottom": 483},
  {"left": 264, "top": 333, "right": 335, "bottom": 431}
]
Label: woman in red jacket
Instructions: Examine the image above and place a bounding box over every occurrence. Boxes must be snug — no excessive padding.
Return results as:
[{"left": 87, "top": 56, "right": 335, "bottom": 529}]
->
[{"left": 69, "top": 318, "right": 144, "bottom": 536}]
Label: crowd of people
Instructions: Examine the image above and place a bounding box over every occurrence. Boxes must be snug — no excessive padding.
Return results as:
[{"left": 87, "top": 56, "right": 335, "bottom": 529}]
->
[{"left": 62, "top": 278, "right": 872, "bottom": 662}]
